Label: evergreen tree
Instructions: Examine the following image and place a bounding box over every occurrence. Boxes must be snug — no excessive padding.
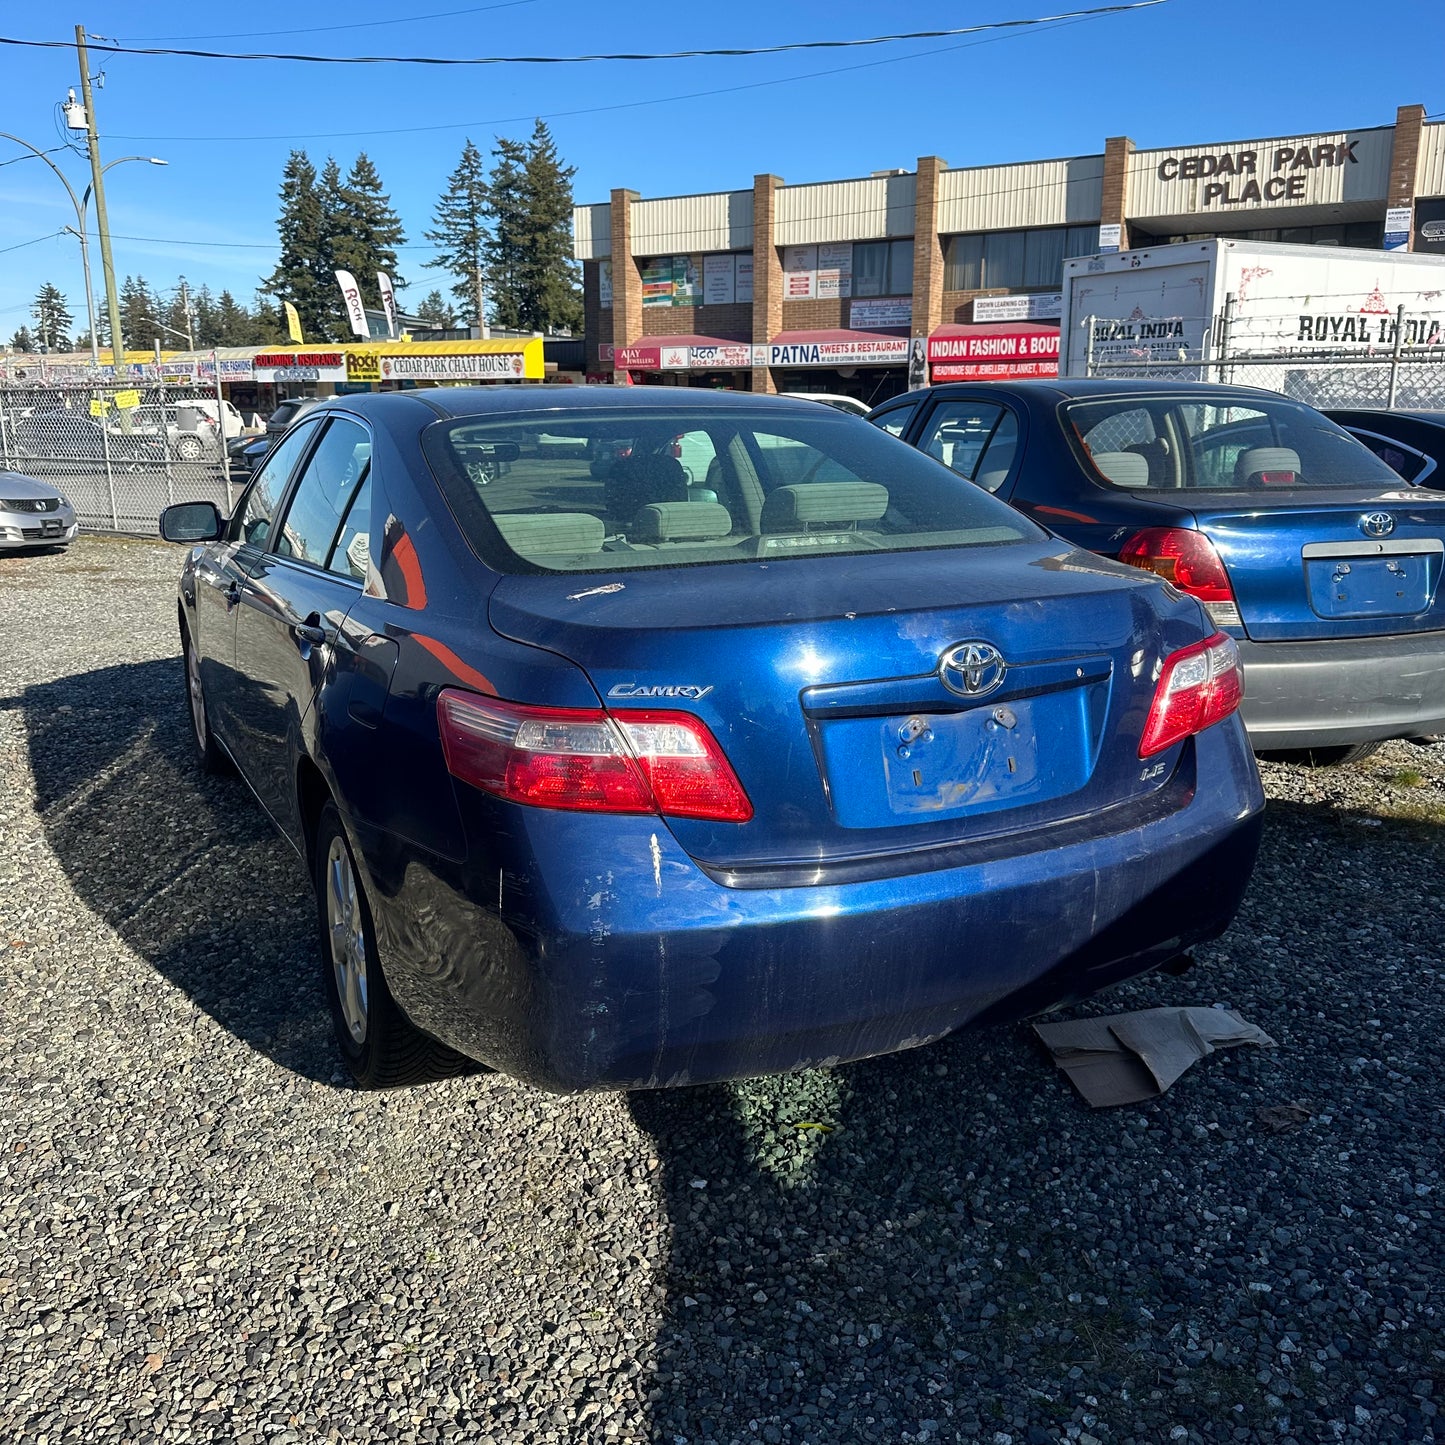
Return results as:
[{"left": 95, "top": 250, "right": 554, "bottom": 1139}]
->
[
  {"left": 163, "top": 277, "right": 196, "bottom": 349},
  {"left": 329, "top": 152, "right": 407, "bottom": 326},
  {"left": 214, "top": 290, "right": 252, "bottom": 346},
  {"left": 517, "top": 120, "right": 583, "bottom": 333},
  {"left": 262, "top": 150, "right": 331, "bottom": 341},
  {"left": 249, "top": 293, "right": 288, "bottom": 346},
  {"left": 415, "top": 289, "right": 456, "bottom": 329},
  {"left": 9, "top": 326, "right": 37, "bottom": 353},
  {"left": 31, "top": 282, "right": 74, "bottom": 352},
  {"left": 424, "top": 138, "right": 488, "bottom": 324},
  {"left": 314, "top": 156, "right": 347, "bottom": 338},
  {"left": 119, "top": 276, "right": 160, "bottom": 351},
  {"left": 191, "top": 284, "right": 219, "bottom": 349},
  {"left": 482, "top": 136, "right": 529, "bottom": 331}
]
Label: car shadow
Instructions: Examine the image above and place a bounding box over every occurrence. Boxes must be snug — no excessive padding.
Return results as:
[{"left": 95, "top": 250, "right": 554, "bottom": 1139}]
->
[{"left": 8, "top": 656, "right": 339, "bottom": 1083}]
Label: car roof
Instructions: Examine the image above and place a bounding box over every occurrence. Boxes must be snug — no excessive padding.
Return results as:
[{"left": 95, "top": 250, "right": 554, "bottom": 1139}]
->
[
  {"left": 907, "top": 377, "right": 1285, "bottom": 403},
  {"left": 326, "top": 385, "right": 834, "bottom": 422},
  {"left": 1326, "top": 408, "right": 1445, "bottom": 426}
]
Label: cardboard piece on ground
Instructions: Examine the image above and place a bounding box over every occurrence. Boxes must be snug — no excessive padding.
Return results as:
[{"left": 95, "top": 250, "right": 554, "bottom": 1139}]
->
[{"left": 1034, "top": 1006, "right": 1276, "bottom": 1107}]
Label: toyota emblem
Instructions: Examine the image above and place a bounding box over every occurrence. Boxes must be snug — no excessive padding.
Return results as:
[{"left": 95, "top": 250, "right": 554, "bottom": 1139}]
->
[
  {"left": 940, "top": 641, "right": 1007, "bottom": 698},
  {"left": 1360, "top": 511, "right": 1395, "bottom": 538}
]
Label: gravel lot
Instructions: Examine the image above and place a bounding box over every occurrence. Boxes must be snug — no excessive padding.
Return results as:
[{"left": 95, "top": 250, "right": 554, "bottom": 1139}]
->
[{"left": 2, "top": 534, "right": 1443, "bottom": 1445}]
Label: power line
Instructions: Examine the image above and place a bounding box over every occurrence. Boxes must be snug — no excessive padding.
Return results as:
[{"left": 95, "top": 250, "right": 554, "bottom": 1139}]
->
[
  {"left": 111, "top": 0, "right": 539, "bottom": 43},
  {"left": 3, "top": 5, "right": 1167, "bottom": 68},
  {"left": 0, "top": 231, "right": 65, "bottom": 255}
]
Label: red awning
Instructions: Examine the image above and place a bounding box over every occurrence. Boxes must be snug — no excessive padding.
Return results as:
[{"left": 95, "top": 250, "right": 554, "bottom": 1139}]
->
[
  {"left": 616, "top": 334, "right": 751, "bottom": 370},
  {"left": 928, "top": 322, "right": 1060, "bottom": 379}
]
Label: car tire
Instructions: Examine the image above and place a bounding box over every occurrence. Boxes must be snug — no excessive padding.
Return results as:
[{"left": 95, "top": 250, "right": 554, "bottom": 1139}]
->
[
  {"left": 174, "top": 434, "right": 204, "bottom": 462},
  {"left": 313, "top": 800, "right": 467, "bottom": 1089},
  {"left": 181, "top": 623, "right": 231, "bottom": 775},
  {"left": 1258, "top": 741, "right": 1384, "bottom": 768}
]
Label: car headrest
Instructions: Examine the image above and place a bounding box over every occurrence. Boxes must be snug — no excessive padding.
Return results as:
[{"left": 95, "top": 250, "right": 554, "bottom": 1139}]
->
[
  {"left": 1236, "top": 447, "right": 1301, "bottom": 486},
  {"left": 492, "top": 512, "right": 606, "bottom": 556},
  {"left": 1092, "top": 451, "right": 1151, "bottom": 487},
  {"left": 760, "top": 481, "right": 889, "bottom": 531},
  {"left": 606, "top": 453, "right": 690, "bottom": 519},
  {"left": 630, "top": 501, "right": 733, "bottom": 544}
]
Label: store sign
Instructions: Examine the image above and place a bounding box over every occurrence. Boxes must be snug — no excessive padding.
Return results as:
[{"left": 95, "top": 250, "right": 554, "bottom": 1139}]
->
[
  {"left": 347, "top": 352, "right": 382, "bottom": 382},
  {"left": 766, "top": 337, "right": 909, "bottom": 367},
  {"left": 379, "top": 352, "right": 526, "bottom": 380},
  {"left": 1383, "top": 205, "right": 1413, "bottom": 252},
  {"left": 1152, "top": 141, "right": 1357, "bottom": 207},
  {"left": 687, "top": 344, "right": 753, "bottom": 369},
  {"left": 1098, "top": 223, "right": 1122, "bottom": 254},
  {"left": 616, "top": 343, "right": 752, "bottom": 371},
  {"left": 928, "top": 327, "right": 1060, "bottom": 380},
  {"left": 973, "top": 293, "right": 1063, "bottom": 322},
  {"left": 253, "top": 350, "right": 345, "bottom": 382},
  {"left": 849, "top": 299, "right": 912, "bottom": 329},
  {"left": 1416, "top": 198, "right": 1445, "bottom": 255},
  {"left": 783, "top": 245, "right": 819, "bottom": 300}
]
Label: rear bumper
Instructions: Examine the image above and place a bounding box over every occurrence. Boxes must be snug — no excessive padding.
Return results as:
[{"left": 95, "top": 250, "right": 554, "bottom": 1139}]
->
[
  {"left": 364, "top": 720, "right": 1264, "bottom": 1093},
  {"left": 1237, "top": 631, "right": 1445, "bottom": 749}
]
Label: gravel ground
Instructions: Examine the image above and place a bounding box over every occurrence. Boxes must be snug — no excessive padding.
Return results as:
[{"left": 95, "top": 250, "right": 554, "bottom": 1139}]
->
[{"left": 2, "top": 534, "right": 1442, "bottom": 1445}]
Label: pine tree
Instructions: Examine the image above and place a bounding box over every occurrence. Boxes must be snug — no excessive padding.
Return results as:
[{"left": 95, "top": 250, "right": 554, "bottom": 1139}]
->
[
  {"left": 415, "top": 289, "right": 456, "bottom": 329},
  {"left": 31, "top": 282, "right": 74, "bottom": 352},
  {"left": 214, "top": 290, "right": 251, "bottom": 346},
  {"left": 9, "top": 326, "right": 37, "bottom": 353},
  {"left": 119, "top": 276, "right": 160, "bottom": 351},
  {"left": 249, "top": 293, "right": 288, "bottom": 346},
  {"left": 424, "top": 138, "right": 488, "bottom": 325},
  {"left": 163, "top": 278, "right": 196, "bottom": 349},
  {"left": 482, "top": 136, "right": 529, "bottom": 331},
  {"left": 329, "top": 152, "right": 406, "bottom": 332},
  {"left": 262, "top": 150, "right": 331, "bottom": 341},
  {"left": 518, "top": 120, "right": 583, "bottom": 333},
  {"left": 191, "top": 284, "right": 219, "bottom": 348}
]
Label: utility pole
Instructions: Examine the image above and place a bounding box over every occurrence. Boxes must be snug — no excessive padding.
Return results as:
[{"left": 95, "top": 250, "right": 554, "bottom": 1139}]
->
[
  {"left": 178, "top": 276, "right": 195, "bottom": 350},
  {"left": 474, "top": 265, "right": 490, "bottom": 340},
  {"left": 76, "top": 26, "right": 126, "bottom": 376}
]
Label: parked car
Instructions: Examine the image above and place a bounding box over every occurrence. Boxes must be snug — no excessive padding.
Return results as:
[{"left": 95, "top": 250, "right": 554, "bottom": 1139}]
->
[
  {"left": 107, "top": 404, "right": 221, "bottom": 462},
  {"left": 229, "top": 397, "right": 326, "bottom": 475},
  {"left": 160, "top": 389, "right": 1263, "bottom": 1093},
  {"left": 871, "top": 380, "right": 1445, "bottom": 765},
  {"left": 0, "top": 471, "right": 77, "bottom": 550},
  {"left": 13, "top": 408, "right": 165, "bottom": 467},
  {"left": 1324, "top": 409, "right": 1444, "bottom": 487},
  {"left": 780, "top": 391, "right": 873, "bottom": 417}
]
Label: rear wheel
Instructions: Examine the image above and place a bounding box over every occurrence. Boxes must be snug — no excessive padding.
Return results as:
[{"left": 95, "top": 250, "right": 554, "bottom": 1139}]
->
[
  {"left": 173, "top": 433, "right": 204, "bottom": 462},
  {"left": 313, "top": 801, "right": 466, "bottom": 1088},
  {"left": 1258, "top": 741, "right": 1384, "bottom": 768},
  {"left": 181, "top": 624, "right": 230, "bottom": 774}
]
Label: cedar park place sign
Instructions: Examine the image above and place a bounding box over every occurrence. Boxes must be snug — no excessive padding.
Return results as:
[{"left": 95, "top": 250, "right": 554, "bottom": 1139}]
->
[{"left": 1155, "top": 140, "right": 1359, "bottom": 207}]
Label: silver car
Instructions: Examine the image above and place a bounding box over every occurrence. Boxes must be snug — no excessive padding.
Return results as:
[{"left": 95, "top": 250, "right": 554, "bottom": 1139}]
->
[{"left": 0, "top": 472, "right": 78, "bottom": 551}]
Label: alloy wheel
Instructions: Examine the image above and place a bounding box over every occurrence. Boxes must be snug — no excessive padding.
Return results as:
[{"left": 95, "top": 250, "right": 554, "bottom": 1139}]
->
[{"left": 326, "top": 837, "right": 369, "bottom": 1044}]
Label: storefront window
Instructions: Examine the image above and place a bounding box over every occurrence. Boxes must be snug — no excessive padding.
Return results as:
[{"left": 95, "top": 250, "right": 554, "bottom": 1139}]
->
[
  {"left": 945, "top": 225, "right": 1097, "bottom": 291},
  {"left": 854, "top": 239, "right": 914, "bottom": 297}
]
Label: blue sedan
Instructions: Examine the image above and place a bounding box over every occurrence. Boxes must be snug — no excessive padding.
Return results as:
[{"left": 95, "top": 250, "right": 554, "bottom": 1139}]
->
[
  {"left": 872, "top": 380, "right": 1445, "bottom": 766},
  {"left": 160, "top": 388, "right": 1262, "bottom": 1092}
]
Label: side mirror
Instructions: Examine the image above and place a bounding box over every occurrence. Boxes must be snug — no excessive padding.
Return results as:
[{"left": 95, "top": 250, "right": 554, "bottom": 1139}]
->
[{"left": 159, "top": 500, "right": 223, "bottom": 543}]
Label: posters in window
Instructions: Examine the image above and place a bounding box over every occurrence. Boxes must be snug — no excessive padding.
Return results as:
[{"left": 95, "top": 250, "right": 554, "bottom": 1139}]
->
[
  {"left": 816, "top": 242, "right": 854, "bottom": 299},
  {"left": 703, "top": 254, "right": 735, "bottom": 305},
  {"left": 783, "top": 245, "right": 817, "bottom": 299},
  {"left": 1384, "top": 206, "right": 1413, "bottom": 251},
  {"left": 641, "top": 258, "right": 675, "bottom": 307},
  {"left": 672, "top": 257, "right": 700, "bottom": 305},
  {"left": 850, "top": 298, "right": 912, "bottom": 329},
  {"left": 735, "top": 253, "right": 754, "bottom": 303},
  {"left": 598, "top": 259, "right": 613, "bottom": 308}
]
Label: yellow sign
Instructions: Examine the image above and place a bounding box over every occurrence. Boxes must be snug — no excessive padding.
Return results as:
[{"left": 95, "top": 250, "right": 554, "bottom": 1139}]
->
[
  {"left": 113, "top": 389, "right": 141, "bottom": 411},
  {"left": 346, "top": 351, "right": 381, "bottom": 383},
  {"left": 284, "top": 300, "right": 304, "bottom": 344},
  {"left": 89, "top": 398, "right": 109, "bottom": 417}
]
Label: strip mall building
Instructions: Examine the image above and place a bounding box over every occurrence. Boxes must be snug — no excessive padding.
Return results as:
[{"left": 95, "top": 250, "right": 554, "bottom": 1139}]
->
[{"left": 573, "top": 105, "right": 1445, "bottom": 405}]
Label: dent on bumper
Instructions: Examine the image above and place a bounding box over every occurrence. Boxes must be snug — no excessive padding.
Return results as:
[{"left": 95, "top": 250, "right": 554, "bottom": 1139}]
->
[
  {"left": 365, "top": 721, "right": 1265, "bottom": 1093},
  {"left": 1237, "top": 632, "right": 1445, "bottom": 748}
]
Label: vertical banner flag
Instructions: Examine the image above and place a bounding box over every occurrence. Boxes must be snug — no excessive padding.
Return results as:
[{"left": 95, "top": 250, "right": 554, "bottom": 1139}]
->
[
  {"left": 283, "top": 301, "right": 304, "bottom": 344},
  {"left": 377, "top": 271, "right": 399, "bottom": 339},
  {"left": 334, "top": 270, "right": 370, "bottom": 339}
]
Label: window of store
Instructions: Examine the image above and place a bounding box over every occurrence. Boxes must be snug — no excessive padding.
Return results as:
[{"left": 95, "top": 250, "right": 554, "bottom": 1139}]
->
[
  {"left": 944, "top": 225, "right": 1096, "bottom": 292},
  {"left": 1131, "top": 221, "right": 1384, "bottom": 248},
  {"left": 853, "top": 239, "right": 914, "bottom": 297}
]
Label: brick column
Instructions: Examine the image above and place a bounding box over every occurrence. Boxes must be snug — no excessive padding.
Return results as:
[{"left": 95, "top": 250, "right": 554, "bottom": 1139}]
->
[
  {"left": 1100, "top": 135, "right": 1134, "bottom": 251},
  {"left": 1387, "top": 105, "right": 1427, "bottom": 250},
  {"left": 912, "top": 156, "right": 947, "bottom": 376},
  {"left": 609, "top": 188, "right": 641, "bottom": 376},
  {"left": 751, "top": 174, "right": 784, "bottom": 394}
]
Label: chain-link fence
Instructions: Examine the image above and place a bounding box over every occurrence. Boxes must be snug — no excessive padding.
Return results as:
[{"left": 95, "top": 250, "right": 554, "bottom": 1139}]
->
[{"left": 0, "top": 381, "right": 237, "bottom": 534}]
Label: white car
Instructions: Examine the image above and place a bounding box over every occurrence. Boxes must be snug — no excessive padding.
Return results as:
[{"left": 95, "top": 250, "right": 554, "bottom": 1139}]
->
[
  {"left": 0, "top": 472, "right": 78, "bottom": 550},
  {"left": 779, "top": 391, "right": 872, "bottom": 417}
]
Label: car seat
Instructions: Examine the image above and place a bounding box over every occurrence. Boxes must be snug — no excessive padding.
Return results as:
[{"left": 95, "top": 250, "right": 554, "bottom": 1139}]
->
[{"left": 1090, "top": 451, "right": 1151, "bottom": 488}]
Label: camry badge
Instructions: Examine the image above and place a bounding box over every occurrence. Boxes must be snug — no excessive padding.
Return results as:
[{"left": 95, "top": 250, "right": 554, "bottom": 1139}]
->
[
  {"left": 608, "top": 683, "right": 714, "bottom": 700},
  {"left": 1360, "top": 511, "right": 1395, "bottom": 538},
  {"left": 940, "top": 641, "right": 1007, "bottom": 698}
]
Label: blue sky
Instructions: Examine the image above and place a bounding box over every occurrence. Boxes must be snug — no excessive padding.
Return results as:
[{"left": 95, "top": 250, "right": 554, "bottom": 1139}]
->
[{"left": 0, "top": 0, "right": 1440, "bottom": 340}]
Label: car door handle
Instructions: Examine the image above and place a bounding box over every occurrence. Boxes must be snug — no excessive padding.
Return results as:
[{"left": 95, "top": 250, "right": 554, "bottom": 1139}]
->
[{"left": 292, "top": 621, "right": 329, "bottom": 647}]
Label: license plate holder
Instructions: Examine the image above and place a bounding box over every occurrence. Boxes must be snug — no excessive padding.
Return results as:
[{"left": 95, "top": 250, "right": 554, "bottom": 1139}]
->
[
  {"left": 41, "top": 519, "right": 62, "bottom": 537},
  {"left": 1306, "top": 553, "right": 1429, "bottom": 619}
]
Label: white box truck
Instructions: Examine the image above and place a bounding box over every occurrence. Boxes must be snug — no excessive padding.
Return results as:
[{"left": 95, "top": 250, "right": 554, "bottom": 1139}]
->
[{"left": 1059, "top": 238, "right": 1445, "bottom": 377}]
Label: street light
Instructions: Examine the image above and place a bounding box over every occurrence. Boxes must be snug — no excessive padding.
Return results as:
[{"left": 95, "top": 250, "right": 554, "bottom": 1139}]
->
[{"left": 0, "top": 134, "right": 166, "bottom": 366}]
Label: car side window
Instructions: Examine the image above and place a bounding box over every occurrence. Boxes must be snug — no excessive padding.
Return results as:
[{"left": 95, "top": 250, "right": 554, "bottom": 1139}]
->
[
  {"left": 271, "top": 417, "right": 372, "bottom": 567},
  {"left": 1349, "top": 431, "right": 1429, "bottom": 483},
  {"left": 228, "top": 418, "right": 321, "bottom": 548},
  {"left": 870, "top": 398, "right": 920, "bottom": 437},
  {"left": 973, "top": 409, "right": 1020, "bottom": 493},
  {"left": 917, "top": 401, "right": 1005, "bottom": 480},
  {"left": 326, "top": 471, "right": 373, "bottom": 581}
]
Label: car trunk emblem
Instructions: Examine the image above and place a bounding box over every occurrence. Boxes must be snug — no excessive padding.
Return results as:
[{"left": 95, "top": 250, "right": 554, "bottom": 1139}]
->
[{"left": 940, "top": 641, "right": 1007, "bottom": 698}]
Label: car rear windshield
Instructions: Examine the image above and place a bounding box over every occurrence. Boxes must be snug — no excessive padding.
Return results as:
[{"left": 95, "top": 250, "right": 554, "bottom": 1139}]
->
[
  {"left": 1065, "top": 394, "right": 1405, "bottom": 491},
  {"left": 422, "top": 406, "right": 1036, "bottom": 573}
]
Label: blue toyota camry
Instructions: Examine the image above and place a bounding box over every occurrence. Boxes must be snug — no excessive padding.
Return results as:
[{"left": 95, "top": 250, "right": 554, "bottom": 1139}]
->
[{"left": 160, "top": 388, "right": 1263, "bottom": 1093}]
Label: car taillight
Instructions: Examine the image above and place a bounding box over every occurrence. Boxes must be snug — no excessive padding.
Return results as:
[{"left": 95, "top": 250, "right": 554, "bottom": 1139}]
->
[
  {"left": 437, "top": 690, "right": 752, "bottom": 822},
  {"left": 1139, "top": 632, "right": 1243, "bottom": 758},
  {"left": 1118, "top": 526, "right": 1240, "bottom": 627}
]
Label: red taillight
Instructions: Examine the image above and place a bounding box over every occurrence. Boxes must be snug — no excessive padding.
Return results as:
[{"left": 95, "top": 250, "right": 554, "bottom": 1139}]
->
[
  {"left": 1118, "top": 527, "right": 1235, "bottom": 604},
  {"left": 1257, "top": 470, "right": 1295, "bottom": 486},
  {"left": 1139, "top": 632, "right": 1244, "bottom": 758},
  {"left": 436, "top": 690, "right": 753, "bottom": 822}
]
